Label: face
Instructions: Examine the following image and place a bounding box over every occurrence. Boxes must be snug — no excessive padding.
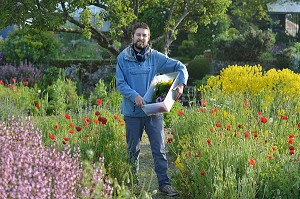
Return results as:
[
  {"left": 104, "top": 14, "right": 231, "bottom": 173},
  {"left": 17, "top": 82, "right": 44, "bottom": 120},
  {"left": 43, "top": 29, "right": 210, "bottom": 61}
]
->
[{"left": 132, "top": 28, "right": 150, "bottom": 51}]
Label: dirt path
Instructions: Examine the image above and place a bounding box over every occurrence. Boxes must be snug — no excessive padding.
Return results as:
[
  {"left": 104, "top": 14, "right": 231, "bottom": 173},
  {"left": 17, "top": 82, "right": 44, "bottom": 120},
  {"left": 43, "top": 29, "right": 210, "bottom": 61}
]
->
[{"left": 138, "top": 134, "right": 186, "bottom": 199}]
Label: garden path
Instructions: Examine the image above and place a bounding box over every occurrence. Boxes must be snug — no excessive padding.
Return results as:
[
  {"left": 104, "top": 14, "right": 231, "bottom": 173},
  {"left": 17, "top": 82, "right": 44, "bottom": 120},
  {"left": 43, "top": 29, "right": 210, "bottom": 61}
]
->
[{"left": 138, "top": 133, "right": 186, "bottom": 199}]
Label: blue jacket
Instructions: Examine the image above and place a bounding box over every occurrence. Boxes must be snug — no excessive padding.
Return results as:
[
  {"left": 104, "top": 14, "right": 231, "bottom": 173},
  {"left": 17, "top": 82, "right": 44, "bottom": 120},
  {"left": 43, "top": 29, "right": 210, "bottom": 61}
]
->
[{"left": 116, "top": 45, "right": 189, "bottom": 117}]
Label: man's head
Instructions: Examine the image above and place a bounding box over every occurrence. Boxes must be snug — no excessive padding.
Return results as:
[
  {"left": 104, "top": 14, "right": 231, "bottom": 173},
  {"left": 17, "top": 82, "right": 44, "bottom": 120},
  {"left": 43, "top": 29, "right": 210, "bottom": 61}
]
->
[{"left": 132, "top": 22, "right": 150, "bottom": 51}]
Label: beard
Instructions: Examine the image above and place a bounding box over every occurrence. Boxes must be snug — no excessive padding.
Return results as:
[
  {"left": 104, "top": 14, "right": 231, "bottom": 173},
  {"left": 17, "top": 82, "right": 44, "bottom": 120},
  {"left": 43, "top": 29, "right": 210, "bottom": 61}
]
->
[{"left": 133, "top": 40, "right": 147, "bottom": 50}]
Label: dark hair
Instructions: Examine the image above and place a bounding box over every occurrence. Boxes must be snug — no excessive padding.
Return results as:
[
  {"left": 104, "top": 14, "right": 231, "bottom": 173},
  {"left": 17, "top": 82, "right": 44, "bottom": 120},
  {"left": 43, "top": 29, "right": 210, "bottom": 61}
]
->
[{"left": 132, "top": 22, "right": 150, "bottom": 36}]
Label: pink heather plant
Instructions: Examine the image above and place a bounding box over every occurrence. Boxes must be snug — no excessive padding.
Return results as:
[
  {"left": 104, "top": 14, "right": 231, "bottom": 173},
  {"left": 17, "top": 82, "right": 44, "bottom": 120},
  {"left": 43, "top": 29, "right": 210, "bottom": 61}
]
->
[{"left": 0, "top": 116, "right": 113, "bottom": 198}]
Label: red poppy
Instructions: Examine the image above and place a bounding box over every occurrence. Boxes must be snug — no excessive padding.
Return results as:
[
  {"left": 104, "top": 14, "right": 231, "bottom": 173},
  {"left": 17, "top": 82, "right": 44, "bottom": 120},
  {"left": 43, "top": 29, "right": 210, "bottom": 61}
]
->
[
  {"left": 200, "top": 99, "right": 206, "bottom": 107},
  {"left": 199, "top": 107, "right": 206, "bottom": 113},
  {"left": 207, "top": 139, "right": 211, "bottom": 145},
  {"left": 260, "top": 117, "right": 268, "bottom": 123},
  {"left": 113, "top": 115, "right": 118, "bottom": 120},
  {"left": 70, "top": 122, "right": 74, "bottom": 128},
  {"left": 54, "top": 123, "right": 59, "bottom": 130},
  {"left": 63, "top": 137, "right": 69, "bottom": 141},
  {"left": 94, "top": 119, "right": 99, "bottom": 124},
  {"left": 281, "top": 115, "right": 288, "bottom": 120},
  {"left": 209, "top": 127, "right": 213, "bottom": 132},
  {"left": 289, "top": 134, "right": 295, "bottom": 139},
  {"left": 288, "top": 138, "right": 294, "bottom": 144},
  {"left": 167, "top": 138, "right": 173, "bottom": 143},
  {"left": 200, "top": 170, "right": 205, "bottom": 175},
  {"left": 248, "top": 159, "right": 256, "bottom": 166},
  {"left": 289, "top": 146, "right": 295, "bottom": 150},
  {"left": 96, "top": 98, "right": 103, "bottom": 105},
  {"left": 244, "top": 132, "right": 249, "bottom": 138},
  {"left": 290, "top": 150, "right": 295, "bottom": 155},
  {"left": 68, "top": 129, "right": 74, "bottom": 134},
  {"left": 84, "top": 122, "right": 88, "bottom": 127},
  {"left": 62, "top": 141, "right": 67, "bottom": 145},
  {"left": 267, "top": 154, "right": 273, "bottom": 159},
  {"left": 65, "top": 113, "right": 71, "bottom": 120},
  {"left": 12, "top": 77, "right": 17, "bottom": 84},
  {"left": 216, "top": 123, "right": 221, "bottom": 127},
  {"left": 48, "top": 134, "right": 56, "bottom": 141},
  {"left": 298, "top": 122, "right": 300, "bottom": 128},
  {"left": 0, "top": 80, "right": 4, "bottom": 85},
  {"left": 253, "top": 133, "right": 258, "bottom": 138},
  {"left": 170, "top": 132, "right": 174, "bottom": 135},
  {"left": 98, "top": 116, "right": 107, "bottom": 125},
  {"left": 196, "top": 151, "right": 202, "bottom": 157},
  {"left": 35, "top": 103, "right": 40, "bottom": 109},
  {"left": 95, "top": 111, "right": 100, "bottom": 116},
  {"left": 226, "top": 125, "right": 231, "bottom": 130},
  {"left": 177, "top": 110, "right": 183, "bottom": 115},
  {"left": 257, "top": 111, "right": 262, "bottom": 117},
  {"left": 76, "top": 126, "right": 82, "bottom": 132},
  {"left": 24, "top": 81, "right": 29, "bottom": 86},
  {"left": 83, "top": 117, "right": 91, "bottom": 123}
]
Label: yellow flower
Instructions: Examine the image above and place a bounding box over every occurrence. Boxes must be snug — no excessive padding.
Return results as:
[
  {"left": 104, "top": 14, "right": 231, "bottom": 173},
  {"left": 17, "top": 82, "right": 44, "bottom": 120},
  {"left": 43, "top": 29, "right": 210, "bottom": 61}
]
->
[{"left": 175, "top": 156, "right": 184, "bottom": 171}]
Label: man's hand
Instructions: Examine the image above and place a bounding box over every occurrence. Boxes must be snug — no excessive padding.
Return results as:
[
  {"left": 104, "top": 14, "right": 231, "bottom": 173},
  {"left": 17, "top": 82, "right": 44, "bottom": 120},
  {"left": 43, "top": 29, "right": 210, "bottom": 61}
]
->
[
  {"left": 173, "top": 83, "right": 185, "bottom": 100},
  {"left": 134, "top": 95, "right": 144, "bottom": 108}
]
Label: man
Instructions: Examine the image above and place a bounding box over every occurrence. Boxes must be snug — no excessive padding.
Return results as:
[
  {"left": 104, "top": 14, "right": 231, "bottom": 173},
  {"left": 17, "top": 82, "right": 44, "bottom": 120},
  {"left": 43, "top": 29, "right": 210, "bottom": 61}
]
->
[{"left": 116, "top": 22, "right": 188, "bottom": 197}]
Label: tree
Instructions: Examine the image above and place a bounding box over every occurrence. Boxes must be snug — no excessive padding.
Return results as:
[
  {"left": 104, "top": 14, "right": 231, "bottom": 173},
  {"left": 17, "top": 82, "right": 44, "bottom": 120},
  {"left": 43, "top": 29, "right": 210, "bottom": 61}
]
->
[{"left": 0, "top": 0, "right": 231, "bottom": 56}]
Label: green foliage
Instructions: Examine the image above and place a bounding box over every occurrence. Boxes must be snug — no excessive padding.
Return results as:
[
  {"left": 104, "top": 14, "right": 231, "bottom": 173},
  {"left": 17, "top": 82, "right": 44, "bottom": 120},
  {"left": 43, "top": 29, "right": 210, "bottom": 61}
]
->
[
  {"left": 46, "top": 78, "right": 84, "bottom": 115},
  {"left": 213, "top": 26, "right": 276, "bottom": 61},
  {"left": 274, "top": 44, "right": 300, "bottom": 71},
  {"left": 187, "top": 56, "right": 211, "bottom": 82},
  {"left": 0, "top": 29, "right": 60, "bottom": 64},
  {"left": 163, "top": 101, "right": 184, "bottom": 128}
]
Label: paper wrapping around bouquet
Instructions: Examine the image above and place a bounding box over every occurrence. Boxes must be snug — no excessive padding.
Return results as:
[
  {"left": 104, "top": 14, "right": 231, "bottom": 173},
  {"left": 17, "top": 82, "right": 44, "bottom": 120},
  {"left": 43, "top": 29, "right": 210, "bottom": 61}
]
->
[{"left": 142, "top": 72, "right": 180, "bottom": 115}]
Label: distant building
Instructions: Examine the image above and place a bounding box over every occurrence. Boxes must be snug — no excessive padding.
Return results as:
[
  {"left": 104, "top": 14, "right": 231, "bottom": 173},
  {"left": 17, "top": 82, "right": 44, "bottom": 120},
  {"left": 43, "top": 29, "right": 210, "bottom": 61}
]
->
[{"left": 268, "top": 0, "right": 300, "bottom": 38}]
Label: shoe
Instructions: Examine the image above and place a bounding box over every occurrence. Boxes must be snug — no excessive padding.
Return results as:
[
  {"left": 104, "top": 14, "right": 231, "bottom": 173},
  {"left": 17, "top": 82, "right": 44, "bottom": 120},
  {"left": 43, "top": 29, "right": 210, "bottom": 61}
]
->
[{"left": 159, "top": 185, "right": 179, "bottom": 197}]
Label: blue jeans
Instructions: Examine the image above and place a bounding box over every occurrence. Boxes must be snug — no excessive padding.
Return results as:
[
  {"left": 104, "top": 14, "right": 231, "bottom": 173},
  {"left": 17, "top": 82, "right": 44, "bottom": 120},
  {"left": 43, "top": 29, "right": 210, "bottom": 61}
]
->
[{"left": 124, "top": 114, "right": 170, "bottom": 189}]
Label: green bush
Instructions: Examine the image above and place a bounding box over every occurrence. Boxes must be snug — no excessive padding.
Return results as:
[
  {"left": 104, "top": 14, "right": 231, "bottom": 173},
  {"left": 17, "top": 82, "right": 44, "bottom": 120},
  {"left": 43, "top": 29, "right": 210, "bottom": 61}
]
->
[
  {"left": 187, "top": 56, "right": 211, "bottom": 84},
  {"left": 213, "top": 26, "right": 276, "bottom": 61},
  {"left": 0, "top": 28, "right": 60, "bottom": 64}
]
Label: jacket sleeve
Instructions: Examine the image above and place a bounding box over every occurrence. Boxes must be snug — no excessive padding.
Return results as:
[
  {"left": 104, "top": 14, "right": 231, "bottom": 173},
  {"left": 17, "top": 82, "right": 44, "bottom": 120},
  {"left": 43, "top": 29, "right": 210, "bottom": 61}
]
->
[
  {"left": 116, "top": 59, "right": 139, "bottom": 101},
  {"left": 155, "top": 51, "right": 189, "bottom": 86}
]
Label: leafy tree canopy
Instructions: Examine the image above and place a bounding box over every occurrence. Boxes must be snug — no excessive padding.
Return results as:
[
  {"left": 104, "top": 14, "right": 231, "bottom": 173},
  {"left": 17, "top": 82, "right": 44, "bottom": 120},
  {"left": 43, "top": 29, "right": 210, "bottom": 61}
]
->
[{"left": 0, "top": 0, "right": 231, "bottom": 56}]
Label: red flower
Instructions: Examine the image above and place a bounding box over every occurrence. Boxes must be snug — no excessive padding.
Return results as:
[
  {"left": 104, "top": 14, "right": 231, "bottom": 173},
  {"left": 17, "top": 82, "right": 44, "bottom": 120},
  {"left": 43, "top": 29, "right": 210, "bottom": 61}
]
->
[
  {"left": 96, "top": 98, "right": 103, "bottom": 105},
  {"left": 200, "top": 170, "right": 205, "bottom": 175},
  {"left": 24, "top": 81, "right": 29, "bottom": 86},
  {"left": 216, "top": 123, "right": 221, "bottom": 127},
  {"left": 113, "top": 115, "right": 118, "bottom": 120},
  {"left": 288, "top": 138, "right": 294, "bottom": 144},
  {"left": 83, "top": 117, "right": 91, "bottom": 123},
  {"left": 63, "top": 137, "right": 69, "bottom": 141},
  {"left": 76, "top": 126, "right": 82, "bottom": 132},
  {"left": 68, "top": 129, "right": 74, "bottom": 134},
  {"left": 248, "top": 159, "right": 256, "bottom": 166},
  {"left": 260, "top": 117, "right": 268, "bottom": 123},
  {"left": 48, "top": 134, "right": 56, "bottom": 141},
  {"left": 95, "top": 111, "right": 100, "bottom": 116},
  {"left": 0, "top": 80, "right": 4, "bottom": 85},
  {"left": 238, "top": 124, "right": 244, "bottom": 129},
  {"left": 12, "top": 77, "right": 17, "bottom": 83},
  {"left": 244, "top": 132, "right": 249, "bottom": 138},
  {"left": 62, "top": 141, "right": 67, "bottom": 145},
  {"left": 54, "top": 123, "right": 59, "bottom": 130},
  {"left": 167, "top": 138, "right": 173, "bottom": 143},
  {"left": 65, "top": 113, "right": 71, "bottom": 120},
  {"left": 267, "top": 154, "right": 273, "bottom": 159},
  {"left": 199, "top": 107, "right": 206, "bottom": 113},
  {"left": 226, "top": 125, "right": 231, "bottom": 130},
  {"left": 207, "top": 139, "right": 211, "bottom": 145},
  {"left": 35, "top": 103, "right": 40, "bottom": 109},
  {"left": 98, "top": 116, "right": 107, "bottom": 125},
  {"left": 290, "top": 150, "right": 295, "bottom": 155},
  {"left": 253, "top": 133, "right": 258, "bottom": 138},
  {"left": 289, "top": 134, "right": 295, "bottom": 139},
  {"left": 70, "top": 122, "right": 74, "bottom": 128},
  {"left": 281, "top": 115, "right": 288, "bottom": 120},
  {"left": 177, "top": 110, "right": 183, "bottom": 115},
  {"left": 200, "top": 99, "right": 206, "bottom": 107},
  {"left": 298, "top": 122, "right": 300, "bottom": 128},
  {"left": 272, "top": 146, "right": 277, "bottom": 151},
  {"left": 257, "top": 111, "right": 262, "bottom": 117},
  {"left": 289, "top": 146, "right": 295, "bottom": 150}
]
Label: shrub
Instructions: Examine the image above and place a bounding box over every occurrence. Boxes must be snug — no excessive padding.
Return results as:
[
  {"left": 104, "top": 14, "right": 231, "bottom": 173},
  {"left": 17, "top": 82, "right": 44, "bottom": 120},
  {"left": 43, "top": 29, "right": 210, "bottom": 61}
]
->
[
  {"left": 0, "top": 63, "right": 42, "bottom": 86},
  {"left": 187, "top": 56, "right": 211, "bottom": 84},
  {"left": 213, "top": 26, "right": 276, "bottom": 61},
  {"left": 0, "top": 28, "right": 60, "bottom": 64}
]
